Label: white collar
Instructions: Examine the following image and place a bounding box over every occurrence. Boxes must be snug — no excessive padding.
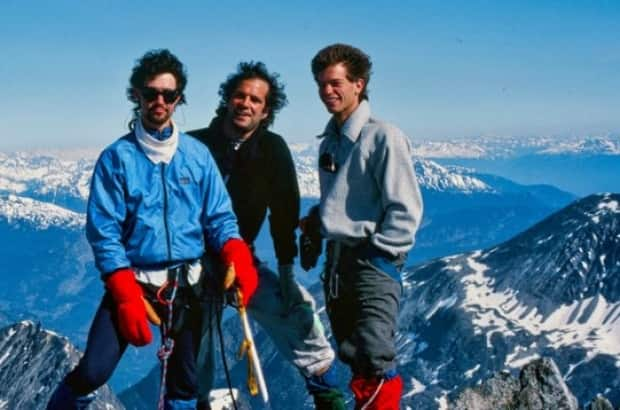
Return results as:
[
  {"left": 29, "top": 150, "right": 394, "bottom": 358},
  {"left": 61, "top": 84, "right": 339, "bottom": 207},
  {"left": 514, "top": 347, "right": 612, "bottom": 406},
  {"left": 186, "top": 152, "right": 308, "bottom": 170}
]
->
[{"left": 135, "top": 119, "right": 179, "bottom": 164}]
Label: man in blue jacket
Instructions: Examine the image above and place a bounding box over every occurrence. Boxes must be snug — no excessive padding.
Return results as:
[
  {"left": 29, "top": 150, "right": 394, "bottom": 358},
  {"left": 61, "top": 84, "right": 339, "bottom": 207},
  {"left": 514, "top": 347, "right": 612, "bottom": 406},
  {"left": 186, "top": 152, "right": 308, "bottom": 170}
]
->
[
  {"left": 189, "top": 61, "right": 344, "bottom": 409},
  {"left": 47, "top": 49, "right": 258, "bottom": 410},
  {"left": 301, "top": 44, "right": 423, "bottom": 409}
]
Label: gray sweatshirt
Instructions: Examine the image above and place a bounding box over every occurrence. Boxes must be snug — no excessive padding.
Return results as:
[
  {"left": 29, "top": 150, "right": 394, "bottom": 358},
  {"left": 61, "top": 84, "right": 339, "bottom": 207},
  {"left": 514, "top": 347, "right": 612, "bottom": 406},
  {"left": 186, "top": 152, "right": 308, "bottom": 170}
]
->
[{"left": 318, "top": 100, "right": 423, "bottom": 256}]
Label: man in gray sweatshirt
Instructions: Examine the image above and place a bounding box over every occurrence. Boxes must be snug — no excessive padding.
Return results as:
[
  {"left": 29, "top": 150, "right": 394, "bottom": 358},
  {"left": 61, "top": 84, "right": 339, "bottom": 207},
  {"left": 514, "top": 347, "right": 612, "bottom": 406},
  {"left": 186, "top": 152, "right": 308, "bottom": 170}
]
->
[{"left": 301, "top": 43, "right": 423, "bottom": 410}]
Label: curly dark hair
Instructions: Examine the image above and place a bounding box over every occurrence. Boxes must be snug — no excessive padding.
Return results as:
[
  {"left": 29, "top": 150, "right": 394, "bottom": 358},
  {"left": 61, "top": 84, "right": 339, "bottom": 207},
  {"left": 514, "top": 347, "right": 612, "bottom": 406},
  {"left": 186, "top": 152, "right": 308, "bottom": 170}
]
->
[
  {"left": 311, "top": 43, "right": 372, "bottom": 101},
  {"left": 215, "top": 61, "right": 287, "bottom": 129},
  {"left": 126, "top": 49, "right": 188, "bottom": 121}
]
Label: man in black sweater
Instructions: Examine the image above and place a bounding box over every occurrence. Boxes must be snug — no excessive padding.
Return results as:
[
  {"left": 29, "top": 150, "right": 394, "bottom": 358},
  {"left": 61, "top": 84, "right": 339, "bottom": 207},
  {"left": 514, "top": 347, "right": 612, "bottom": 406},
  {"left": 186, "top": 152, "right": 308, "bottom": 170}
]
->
[{"left": 189, "top": 62, "right": 344, "bottom": 409}]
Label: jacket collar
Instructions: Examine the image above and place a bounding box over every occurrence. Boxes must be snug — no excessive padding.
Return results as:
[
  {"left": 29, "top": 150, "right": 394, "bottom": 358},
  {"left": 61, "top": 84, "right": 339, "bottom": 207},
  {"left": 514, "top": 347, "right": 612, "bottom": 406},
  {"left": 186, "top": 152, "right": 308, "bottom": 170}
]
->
[
  {"left": 209, "top": 116, "right": 267, "bottom": 141},
  {"left": 208, "top": 116, "right": 265, "bottom": 154},
  {"left": 321, "top": 100, "right": 371, "bottom": 143}
]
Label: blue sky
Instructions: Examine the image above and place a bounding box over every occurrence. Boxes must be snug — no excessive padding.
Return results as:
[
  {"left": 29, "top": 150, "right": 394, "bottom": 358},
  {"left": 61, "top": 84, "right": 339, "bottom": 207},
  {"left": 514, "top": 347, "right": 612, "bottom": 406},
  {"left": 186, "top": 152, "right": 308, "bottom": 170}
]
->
[{"left": 2, "top": 1, "right": 619, "bottom": 150}]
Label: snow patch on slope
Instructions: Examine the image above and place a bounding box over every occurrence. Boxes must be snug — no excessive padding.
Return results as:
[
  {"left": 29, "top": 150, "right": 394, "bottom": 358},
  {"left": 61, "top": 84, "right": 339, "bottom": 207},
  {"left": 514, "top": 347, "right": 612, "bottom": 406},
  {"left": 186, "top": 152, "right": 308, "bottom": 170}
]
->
[
  {"left": 448, "top": 252, "right": 620, "bottom": 368},
  {"left": 0, "top": 152, "right": 93, "bottom": 202},
  {"left": 0, "top": 194, "right": 84, "bottom": 229}
]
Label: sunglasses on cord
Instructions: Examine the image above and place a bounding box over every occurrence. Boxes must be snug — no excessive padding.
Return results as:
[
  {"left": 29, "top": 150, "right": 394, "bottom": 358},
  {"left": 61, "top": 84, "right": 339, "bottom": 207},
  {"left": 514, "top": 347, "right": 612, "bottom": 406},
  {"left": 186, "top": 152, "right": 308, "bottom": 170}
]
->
[
  {"left": 319, "top": 152, "right": 338, "bottom": 173},
  {"left": 140, "top": 87, "right": 180, "bottom": 104}
]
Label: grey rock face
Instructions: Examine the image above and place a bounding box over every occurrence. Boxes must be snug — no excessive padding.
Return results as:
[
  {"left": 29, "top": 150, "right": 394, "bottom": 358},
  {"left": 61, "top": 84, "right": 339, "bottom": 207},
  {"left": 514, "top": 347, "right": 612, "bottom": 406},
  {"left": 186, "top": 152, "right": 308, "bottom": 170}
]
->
[
  {"left": 451, "top": 371, "right": 519, "bottom": 410},
  {"left": 585, "top": 395, "right": 614, "bottom": 410},
  {"left": 517, "top": 358, "right": 578, "bottom": 410},
  {"left": 0, "top": 321, "right": 123, "bottom": 410},
  {"left": 452, "top": 358, "right": 588, "bottom": 410}
]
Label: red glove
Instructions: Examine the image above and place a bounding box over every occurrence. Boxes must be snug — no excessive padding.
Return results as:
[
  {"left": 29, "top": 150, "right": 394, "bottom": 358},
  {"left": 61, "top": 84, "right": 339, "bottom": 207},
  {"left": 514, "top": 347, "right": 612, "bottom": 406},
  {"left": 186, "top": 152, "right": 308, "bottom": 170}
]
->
[
  {"left": 220, "top": 238, "right": 258, "bottom": 306},
  {"left": 105, "top": 268, "right": 153, "bottom": 346}
]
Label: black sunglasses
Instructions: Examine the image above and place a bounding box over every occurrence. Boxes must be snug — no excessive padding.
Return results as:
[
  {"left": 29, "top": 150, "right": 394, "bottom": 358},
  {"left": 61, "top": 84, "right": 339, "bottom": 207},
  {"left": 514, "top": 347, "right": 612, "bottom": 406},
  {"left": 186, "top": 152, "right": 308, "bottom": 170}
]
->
[
  {"left": 319, "top": 152, "right": 338, "bottom": 173},
  {"left": 140, "top": 87, "right": 180, "bottom": 104}
]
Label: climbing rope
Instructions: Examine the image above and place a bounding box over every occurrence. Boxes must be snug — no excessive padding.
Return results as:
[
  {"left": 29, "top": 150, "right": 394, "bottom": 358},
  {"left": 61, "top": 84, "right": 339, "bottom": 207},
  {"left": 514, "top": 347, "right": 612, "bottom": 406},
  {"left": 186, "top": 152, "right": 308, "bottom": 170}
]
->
[{"left": 156, "top": 271, "right": 180, "bottom": 410}]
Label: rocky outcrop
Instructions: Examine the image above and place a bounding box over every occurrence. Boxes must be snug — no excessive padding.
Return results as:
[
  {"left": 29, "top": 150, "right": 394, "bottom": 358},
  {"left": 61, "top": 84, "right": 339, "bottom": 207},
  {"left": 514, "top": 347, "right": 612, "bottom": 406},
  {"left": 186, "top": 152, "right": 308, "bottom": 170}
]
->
[
  {"left": 450, "top": 357, "right": 615, "bottom": 410},
  {"left": 585, "top": 395, "right": 614, "bottom": 410},
  {"left": 0, "top": 321, "right": 123, "bottom": 409},
  {"left": 450, "top": 371, "right": 519, "bottom": 410},
  {"left": 517, "top": 358, "right": 578, "bottom": 409}
]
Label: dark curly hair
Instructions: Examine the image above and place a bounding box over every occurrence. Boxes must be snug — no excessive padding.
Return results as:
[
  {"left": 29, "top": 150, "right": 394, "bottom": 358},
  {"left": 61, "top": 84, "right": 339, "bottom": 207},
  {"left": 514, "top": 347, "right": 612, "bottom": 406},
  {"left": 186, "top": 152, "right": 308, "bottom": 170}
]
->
[
  {"left": 215, "top": 61, "right": 287, "bottom": 129},
  {"left": 126, "top": 49, "right": 188, "bottom": 123},
  {"left": 311, "top": 43, "right": 372, "bottom": 101}
]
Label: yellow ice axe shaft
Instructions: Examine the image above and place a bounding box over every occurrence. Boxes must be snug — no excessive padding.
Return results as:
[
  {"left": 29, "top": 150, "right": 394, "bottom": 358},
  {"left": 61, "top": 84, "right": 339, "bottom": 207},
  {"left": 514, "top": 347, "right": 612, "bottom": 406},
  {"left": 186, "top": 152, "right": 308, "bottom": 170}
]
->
[
  {"left": 224, "top": 264, "right": 269, "bottom": 403},
  {"left": 143, "top": 297, "right": 161, "bottom": 326},
  {"left": 238, "top": 333, "right": 259, "bottom": 396},
  {"left": 237, "top": 294, "right": 269, "bottom": 403}
]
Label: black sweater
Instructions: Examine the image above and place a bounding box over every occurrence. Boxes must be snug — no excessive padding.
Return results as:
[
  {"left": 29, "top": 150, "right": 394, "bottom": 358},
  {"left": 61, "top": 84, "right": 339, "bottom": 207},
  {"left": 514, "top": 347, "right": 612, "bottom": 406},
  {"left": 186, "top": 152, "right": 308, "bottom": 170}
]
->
[{"left": 188, "top": 119, "right": 300, "bottom": 265}]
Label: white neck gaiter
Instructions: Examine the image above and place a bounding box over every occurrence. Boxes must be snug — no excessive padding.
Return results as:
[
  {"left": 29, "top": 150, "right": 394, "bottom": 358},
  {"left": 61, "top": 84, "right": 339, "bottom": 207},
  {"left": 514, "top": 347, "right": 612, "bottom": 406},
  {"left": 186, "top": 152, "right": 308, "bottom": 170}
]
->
[{"left": 134, "top": 119, "right": 179, "bottom": 164}]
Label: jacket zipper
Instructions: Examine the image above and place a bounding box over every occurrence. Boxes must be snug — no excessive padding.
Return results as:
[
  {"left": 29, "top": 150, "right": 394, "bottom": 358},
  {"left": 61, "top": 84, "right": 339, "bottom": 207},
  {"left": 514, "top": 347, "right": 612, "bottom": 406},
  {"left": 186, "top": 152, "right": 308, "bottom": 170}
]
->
[{"left": 161, "top": 163, "right": 172, "bottom": 261}]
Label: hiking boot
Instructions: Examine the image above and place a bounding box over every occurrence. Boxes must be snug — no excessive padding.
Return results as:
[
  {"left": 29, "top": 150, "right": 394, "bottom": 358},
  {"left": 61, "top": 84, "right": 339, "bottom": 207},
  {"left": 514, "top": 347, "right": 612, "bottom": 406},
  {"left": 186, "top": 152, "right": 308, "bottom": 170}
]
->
[
  {"left": 46, "top": 381, "right": 96, "bottom": 410},
  {"left": 306, "top": 363, "right": 346, "bottom": 410},
  {"left": 312, "top": 387, "right": 346, "bottom": 410}
]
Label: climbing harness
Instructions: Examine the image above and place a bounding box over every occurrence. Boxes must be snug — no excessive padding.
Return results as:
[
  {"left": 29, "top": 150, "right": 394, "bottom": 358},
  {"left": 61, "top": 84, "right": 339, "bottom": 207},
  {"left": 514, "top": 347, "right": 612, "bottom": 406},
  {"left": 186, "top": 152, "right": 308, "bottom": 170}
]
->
[{"left": 155, "top": 268, "right": 181, "bottom": 410}]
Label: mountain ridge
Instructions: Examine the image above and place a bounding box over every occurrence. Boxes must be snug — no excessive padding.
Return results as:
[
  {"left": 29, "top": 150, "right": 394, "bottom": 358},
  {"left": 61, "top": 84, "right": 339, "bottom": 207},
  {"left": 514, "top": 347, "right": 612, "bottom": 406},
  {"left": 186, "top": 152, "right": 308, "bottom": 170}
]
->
[
  {"left": 408, "top": 135, "right": 620, "bottom": 159},
  {"left": 0, "top": 148, "right": 573, "bottom": 206}
]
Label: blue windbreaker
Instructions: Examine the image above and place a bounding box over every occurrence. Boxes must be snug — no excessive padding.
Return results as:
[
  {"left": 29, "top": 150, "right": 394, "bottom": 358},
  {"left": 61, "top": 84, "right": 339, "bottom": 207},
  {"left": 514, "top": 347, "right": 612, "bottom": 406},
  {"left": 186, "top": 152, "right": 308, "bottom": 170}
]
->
[{"left": 86, "top": 131, "right": 240, "bottom": 275}]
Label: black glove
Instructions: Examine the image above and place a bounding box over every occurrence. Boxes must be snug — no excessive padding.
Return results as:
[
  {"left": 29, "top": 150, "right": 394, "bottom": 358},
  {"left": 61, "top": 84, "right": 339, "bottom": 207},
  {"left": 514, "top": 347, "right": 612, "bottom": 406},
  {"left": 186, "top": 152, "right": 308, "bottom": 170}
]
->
[
  {"left": 299, "top": 206, "right": 323, "bottom": 271},
  {"left": 278, "top": 264, "right": 305, "bottom": 311}
]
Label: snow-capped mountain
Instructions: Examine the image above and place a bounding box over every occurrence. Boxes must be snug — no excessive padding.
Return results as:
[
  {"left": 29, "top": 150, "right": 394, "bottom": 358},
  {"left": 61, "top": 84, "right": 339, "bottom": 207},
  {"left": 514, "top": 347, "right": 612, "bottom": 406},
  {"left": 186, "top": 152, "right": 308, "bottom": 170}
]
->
[
  {"left": 0, "top": 148, "right": 493, "bottom": 206},
  {"left": 0, "top": 320, "right": 122, "bottom": 409},
  {"left": 397, "top": 193, "right": 620, "bottom": 408},
  {"left": 1, "top": 133, "right": 616, "bottom": 207},
  {"left": 0, "top": 194, "right": 84, "bottom": 229},
  {"left": 0, "top": 152, "right": 93, "bottom": 212},
  {"left": 289, "top": 143, "right": 493, "bottom": 197},
  {"left": 407, "top": 135, "right": 620, "bottom": 196},
  {"left": 414, "top": 160, "right": 491, "bottom": 194},
  {"left": 410, "top": 134, "right": 620, "bottom": 159},
  {"left": 1, "top": 149, "right": 572, "bottom": 268}
]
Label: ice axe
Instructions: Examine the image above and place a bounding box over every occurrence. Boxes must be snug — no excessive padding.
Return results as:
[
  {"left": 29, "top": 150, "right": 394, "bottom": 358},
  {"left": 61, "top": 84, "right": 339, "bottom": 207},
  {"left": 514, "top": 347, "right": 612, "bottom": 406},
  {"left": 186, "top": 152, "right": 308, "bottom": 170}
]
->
[
  {"left": 223, "top": 263, "right": 270, "bottom": 404},
  {"left": 143, "top": 298, "right": 161, "bottom": 326}
]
